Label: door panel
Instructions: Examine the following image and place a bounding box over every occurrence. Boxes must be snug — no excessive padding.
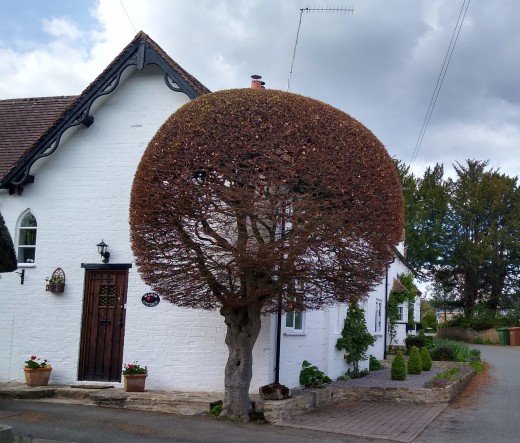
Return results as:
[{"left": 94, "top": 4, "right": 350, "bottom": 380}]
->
[{"left": 79, "top": 270, "right": 128, "bottom": 382}]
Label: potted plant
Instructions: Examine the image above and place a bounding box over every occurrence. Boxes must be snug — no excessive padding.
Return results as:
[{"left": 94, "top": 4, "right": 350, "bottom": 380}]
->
[
  {"left": 46, "top": 268, "right": 65, "bottom": 293},
  {"left": 24, "top": 356, "right": 52, "bottom": 386},
  {"left": 122, "top": 362, "right": 148, "bottom": 392}
]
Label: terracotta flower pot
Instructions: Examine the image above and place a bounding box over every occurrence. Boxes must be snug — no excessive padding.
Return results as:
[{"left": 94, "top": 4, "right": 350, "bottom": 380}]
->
[
  {"left": 124, "top": 374, "right": 147, "bottom": 392},
  {"left": 24, "top": 367, "right": 52, "bottom": 387}
]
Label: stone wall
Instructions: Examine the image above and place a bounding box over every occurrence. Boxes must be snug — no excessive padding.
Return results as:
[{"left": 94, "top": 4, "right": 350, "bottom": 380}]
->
[
  {"left": 257, "top": 366, "right": 475, "bottom": 423},
  {"left": 436, "top": 326, "right": 499, "bottom": 344}
]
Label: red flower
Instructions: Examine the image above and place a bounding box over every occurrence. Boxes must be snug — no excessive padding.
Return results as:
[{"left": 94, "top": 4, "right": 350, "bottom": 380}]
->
[{"left": 31, "top": 356, "right": 36, "bottom": 360}]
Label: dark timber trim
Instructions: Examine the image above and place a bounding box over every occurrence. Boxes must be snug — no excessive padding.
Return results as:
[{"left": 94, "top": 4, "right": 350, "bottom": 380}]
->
[
  {"left": 1, "top": 32, "right": 209, "bottom": 190},
  {"left": 81, "top": 263, "right": 133, "bottom": 270}
]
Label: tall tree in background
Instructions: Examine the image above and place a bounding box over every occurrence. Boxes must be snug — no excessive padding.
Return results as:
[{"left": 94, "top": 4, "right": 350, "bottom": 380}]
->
[
  {"left": 131, "top": 89, "right": 404, "bottom": 420},
  {"left": 396, "top": 161, "right": 449, "bottom": 278},
  {"left": 444, "top": 161, "right": 520, "bottom": 309},
  {"left": 399, "top": 159, "right": 520, "bottom": 311}
]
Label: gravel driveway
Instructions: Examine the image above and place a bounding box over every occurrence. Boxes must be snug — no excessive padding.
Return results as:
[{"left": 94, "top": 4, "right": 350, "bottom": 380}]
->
[{"left": 291, "top": 361, "right": 461, "bottom": 396}]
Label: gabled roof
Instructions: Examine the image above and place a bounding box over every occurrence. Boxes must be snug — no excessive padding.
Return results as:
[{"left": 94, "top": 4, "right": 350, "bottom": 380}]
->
[
  {"left": 0, "top": 96, "right": 77, "bottom": 180},
  {"left": 0, "top": 31, "right": 210, "bottom": 191}
]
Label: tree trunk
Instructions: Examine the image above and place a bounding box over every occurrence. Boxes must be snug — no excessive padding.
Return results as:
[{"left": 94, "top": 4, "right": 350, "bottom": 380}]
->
[{"left": 220, "top": 303, "right": 262, "bottom": 421}]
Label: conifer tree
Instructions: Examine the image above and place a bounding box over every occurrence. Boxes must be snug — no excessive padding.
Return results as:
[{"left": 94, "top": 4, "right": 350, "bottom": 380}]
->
[
  {"left": 420, "top": 347, "right": 432, "bottom": 371},
  {"left": 391, "top": 350, "right": 406, "bottom": 381},
  {"left": 407, "top": 346, "right": 422, "bottom": 375},
  {"left": 336, "top": 303, "right": 376, "bottom": 372}
]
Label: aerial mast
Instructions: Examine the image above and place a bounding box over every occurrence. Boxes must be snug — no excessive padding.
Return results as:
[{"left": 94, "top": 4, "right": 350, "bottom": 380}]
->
[{"left": 287, "top": 5, "right": 354, "bottom": 91}]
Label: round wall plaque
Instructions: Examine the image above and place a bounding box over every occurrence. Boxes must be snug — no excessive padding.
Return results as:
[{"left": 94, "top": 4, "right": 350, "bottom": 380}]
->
[{"left": 141, "top": 292, "right": 160, "bottom": 307}]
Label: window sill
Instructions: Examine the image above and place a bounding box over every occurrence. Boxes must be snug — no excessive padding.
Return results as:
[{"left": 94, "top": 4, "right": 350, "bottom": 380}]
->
[
  {"left": 374, "top": 333, "right": 383, "bottom": 338},
  {"left": 17, "top": 263, "right": 36, "bottom": 269},
  {"left": 283, "top": 331, "right": 306, "bottom": 336}
]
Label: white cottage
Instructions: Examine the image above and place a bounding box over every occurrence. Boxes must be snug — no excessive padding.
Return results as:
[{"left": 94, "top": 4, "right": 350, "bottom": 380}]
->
[{"left": 0, "top": 32, "right": 416, "bottom": 392}]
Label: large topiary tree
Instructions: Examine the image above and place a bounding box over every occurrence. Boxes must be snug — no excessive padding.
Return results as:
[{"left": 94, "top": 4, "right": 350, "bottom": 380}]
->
[
  {"left": 0, "top": 211, "right": 17, "bottom": 273},
  {"left": 130, "top": 88, "right": 403, "bottom": 420}
]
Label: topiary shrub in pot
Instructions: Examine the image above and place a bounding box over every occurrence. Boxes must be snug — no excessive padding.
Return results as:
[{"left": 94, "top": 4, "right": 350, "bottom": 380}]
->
[
  {"left": 391, "top": 350, "right": 407, "bottom": 381},
  {"left": 420, "top": 347, "right": 432, "bottom": 371},
  {"left": 259, "top": 383, "right": 291, "bottom": 400},
  {"left": 407, "top": 346, "right": 422, "bottom": 375}
]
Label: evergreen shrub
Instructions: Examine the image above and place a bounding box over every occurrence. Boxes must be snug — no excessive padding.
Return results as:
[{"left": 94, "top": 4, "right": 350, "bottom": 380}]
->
[
  {"left": 420, "top": 347, "right": 432, "bottom": 371},
  {"left": 405, "top": 332, "right": 433, "bottom": 352},
  {"left": 299, "top": 360, "right": 331, "bottom": 388},
  {"left": 407, "top": 346, "right": 422, "bottom": 374},
  {"left": 391, "top": 350, "right": 407, "bottom": 381},
  {"left": 429, "top": 345, "right": 456, "bottom": 361},
  {"left": 369, "top": 355, "right": 384, "bottom": 371}
]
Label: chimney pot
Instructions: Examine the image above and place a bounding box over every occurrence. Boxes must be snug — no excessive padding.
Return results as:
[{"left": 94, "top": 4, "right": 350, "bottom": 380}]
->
[{"left": 251, "top": 74, "right": 263, "bottom": 89}]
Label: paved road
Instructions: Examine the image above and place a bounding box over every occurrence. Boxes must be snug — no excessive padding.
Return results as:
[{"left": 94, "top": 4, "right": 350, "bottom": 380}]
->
[{"left": 415, "top": 345, "right": 520, "bottom": 443}]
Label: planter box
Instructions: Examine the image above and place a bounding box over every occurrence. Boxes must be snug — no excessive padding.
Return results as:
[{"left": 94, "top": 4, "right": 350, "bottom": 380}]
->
[
  {"left": 24, "top": 367, "right": 52, "bottom": 387},
  {"left": 124, "top": 374, "right": 147, "bottom": 392}
]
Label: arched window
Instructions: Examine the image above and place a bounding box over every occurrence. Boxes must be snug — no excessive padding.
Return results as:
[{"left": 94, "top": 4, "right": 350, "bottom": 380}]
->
[{"left": 17, "top": 210, "right": 37, "bottom": 264}]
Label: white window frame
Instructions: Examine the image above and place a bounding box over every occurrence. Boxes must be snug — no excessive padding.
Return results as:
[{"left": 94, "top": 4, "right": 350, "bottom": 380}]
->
[
  {"left": 16, "top": 210, "right": 37, "bottom": 266},
  {"left": 397, "top": 306, "right": 404, "bottom": 322},
  {"left": 375, "top": 299, "right": 382, "bottom": 333},
  {"left": 284, "top": 278, "right": 306, "bottom": 334},
  {"left": 285, "top": 309, "right": 305, "bottom": 334}
]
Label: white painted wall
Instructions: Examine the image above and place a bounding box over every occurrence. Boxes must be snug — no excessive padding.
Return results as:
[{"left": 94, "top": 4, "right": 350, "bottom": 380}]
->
[
  {"left": 0, "top": 65, "right": 271, "bottom": 392},
  {"left": 273, "top": 244, "right": 414, "bottom": 388}
]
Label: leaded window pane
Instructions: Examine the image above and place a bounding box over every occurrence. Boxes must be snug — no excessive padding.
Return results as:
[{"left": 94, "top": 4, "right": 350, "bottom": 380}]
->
[{"left": 21, "top": 213, "right": 37, "bottom": 227}]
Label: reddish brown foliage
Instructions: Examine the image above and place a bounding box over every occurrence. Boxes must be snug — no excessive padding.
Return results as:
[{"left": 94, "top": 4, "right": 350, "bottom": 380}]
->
[{"left": 130, "top": 88, "right": 403, "bottom": 314}]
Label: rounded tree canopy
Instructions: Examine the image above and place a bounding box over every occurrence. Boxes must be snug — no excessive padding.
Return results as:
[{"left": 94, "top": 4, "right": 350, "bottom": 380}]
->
[
  {"left": 130, "top": 88, "right": 403, "bottom": 313},
  {"left": 0, "top": 211, "right": 17, "bottom": 273}
]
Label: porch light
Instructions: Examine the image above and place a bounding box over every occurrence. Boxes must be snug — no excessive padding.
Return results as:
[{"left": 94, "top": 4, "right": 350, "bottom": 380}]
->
[{"left": 96, "top": 239, "right": 110, "bottom": 263}]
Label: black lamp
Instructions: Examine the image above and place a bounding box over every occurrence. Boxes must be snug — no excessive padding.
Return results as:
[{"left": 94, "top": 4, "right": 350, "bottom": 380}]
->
[{"left": 96, "top": 239, "right": 110, "bottom": 263}]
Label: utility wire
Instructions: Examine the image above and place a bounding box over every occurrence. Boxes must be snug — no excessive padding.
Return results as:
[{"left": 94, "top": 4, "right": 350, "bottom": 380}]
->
[
  {"left": 119, "top": 0, "right": 138, "bottom": 35},
  {"left": 410, "top": 0, "right": 471, "bottom": 167}
]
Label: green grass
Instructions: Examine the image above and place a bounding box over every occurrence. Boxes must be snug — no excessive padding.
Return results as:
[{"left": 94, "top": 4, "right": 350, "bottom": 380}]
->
[
  {"left": 469, "top": 361, "right": 485, "bottom": 373},
  {"left": 431, "top": 366, "right": 461, "bottom": 381}
]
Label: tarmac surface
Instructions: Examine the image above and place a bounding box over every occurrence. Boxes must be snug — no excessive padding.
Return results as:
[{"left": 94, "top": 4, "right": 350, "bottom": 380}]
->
[
  {"left": 414, "top": 344, "right": 520, "bottom": 443},
  {"left": 0, "top": 381, "right": 449, "bottom": 443}
]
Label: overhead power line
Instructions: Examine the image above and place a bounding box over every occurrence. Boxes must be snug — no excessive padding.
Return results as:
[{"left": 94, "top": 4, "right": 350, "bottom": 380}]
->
[
  {"left": 287, "top": 6, "right": 354, "bottom": 92},
  {"left": 410, "top": 0, "right": 471, "bottom": 167},
  {"left": 119, "top": 0, "right": 138, "bottom": 35}
]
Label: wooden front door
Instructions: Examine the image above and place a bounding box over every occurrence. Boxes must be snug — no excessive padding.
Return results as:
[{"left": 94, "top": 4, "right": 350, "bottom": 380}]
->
[{"left": 79, "top": 270, "right": 128, "bottom": 382}]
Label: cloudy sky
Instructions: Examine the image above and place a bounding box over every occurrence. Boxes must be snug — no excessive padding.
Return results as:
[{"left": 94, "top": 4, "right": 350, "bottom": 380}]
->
[{"left": 0, "top": 0, "right": 518, "bottom": 178}]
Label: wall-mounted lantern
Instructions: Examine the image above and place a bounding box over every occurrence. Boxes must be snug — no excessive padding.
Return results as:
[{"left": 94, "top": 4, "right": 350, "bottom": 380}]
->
[{"left": 96, "top": 239, "right": 110, "bottom": 263}]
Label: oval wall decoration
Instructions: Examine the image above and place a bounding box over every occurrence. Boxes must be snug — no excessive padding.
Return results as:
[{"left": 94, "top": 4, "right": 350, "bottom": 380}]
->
[{"left": 141, "top": 292, "right": 160, "bottom": 307}]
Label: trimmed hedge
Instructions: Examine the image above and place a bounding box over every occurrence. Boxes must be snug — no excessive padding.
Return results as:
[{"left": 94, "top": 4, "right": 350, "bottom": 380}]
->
[{"left": 429, "top": 345, "right": 456, "bottom": 361}]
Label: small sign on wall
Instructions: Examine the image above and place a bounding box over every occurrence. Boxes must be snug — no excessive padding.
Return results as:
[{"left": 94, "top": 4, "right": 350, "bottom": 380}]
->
[{"left": 141, "top": 292, "right": 160, "bottom": 307}]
